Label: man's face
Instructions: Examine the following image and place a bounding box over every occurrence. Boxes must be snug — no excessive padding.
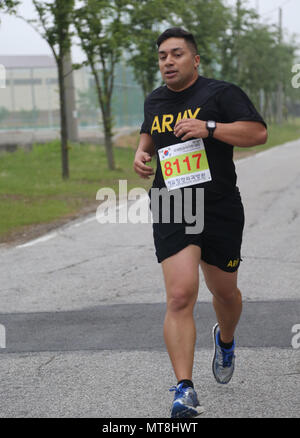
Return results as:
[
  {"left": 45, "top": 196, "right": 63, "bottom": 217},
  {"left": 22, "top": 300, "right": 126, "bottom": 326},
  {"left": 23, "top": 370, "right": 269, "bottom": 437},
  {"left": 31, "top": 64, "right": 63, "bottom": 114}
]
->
[{"left": 158, "top": 37, "right": 200, "bottom": 91}]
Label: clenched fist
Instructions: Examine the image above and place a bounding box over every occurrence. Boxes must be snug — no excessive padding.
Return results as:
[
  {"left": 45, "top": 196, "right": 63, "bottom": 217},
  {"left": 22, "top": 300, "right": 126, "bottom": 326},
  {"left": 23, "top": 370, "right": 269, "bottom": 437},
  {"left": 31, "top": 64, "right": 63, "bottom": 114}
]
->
[{"left": 133, "top": 150, "right": 155, "bottom": 180}]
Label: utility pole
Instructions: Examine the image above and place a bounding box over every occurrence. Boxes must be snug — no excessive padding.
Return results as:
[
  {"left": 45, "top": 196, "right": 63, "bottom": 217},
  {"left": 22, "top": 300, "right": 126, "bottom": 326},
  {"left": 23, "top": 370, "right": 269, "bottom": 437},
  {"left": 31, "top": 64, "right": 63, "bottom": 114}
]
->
[
  {"left": 236, "top": 0, "right": 242, "bottom": 82},
  {"left": 256, "top": 0, "right": 259, "bottom": 15},
  {"left": 236, "top": 0, "right": 241, "bottom": 34},
  {"left": 256, "top": 0, "right": 264, "bottom": 115},
  {"left": 277, "top": 7, "right": 283, "bottom": 125},
  {"left": 63, "top": 50, "right": 79, "bottom": 142},
  {"left": 121, "top": 58, "right": 129, "bottom": 126}
]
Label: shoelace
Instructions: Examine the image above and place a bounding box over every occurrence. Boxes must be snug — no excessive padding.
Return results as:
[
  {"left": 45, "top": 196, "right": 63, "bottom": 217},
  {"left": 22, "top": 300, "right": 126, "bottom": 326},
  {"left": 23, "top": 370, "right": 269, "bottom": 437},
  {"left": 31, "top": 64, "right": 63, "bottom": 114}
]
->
[
  {"left": 169, "top": 385, "right": 183, "bottom": 394},
  {"left": 169, "top": 385, "right": 188, "bottom": 400},
  {"left": 221, "top": 348, "right": 235, "bottom": 367},
  {"left": 169, "top": 385, "right": 200, "bottom": 410}
]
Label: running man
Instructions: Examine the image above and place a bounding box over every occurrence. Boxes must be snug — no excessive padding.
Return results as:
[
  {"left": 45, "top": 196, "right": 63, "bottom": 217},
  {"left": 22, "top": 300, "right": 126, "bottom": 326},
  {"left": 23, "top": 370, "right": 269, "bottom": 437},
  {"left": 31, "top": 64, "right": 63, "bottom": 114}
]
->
[{"left": 133, "top": 27, "right": 267, "bottom": 418}]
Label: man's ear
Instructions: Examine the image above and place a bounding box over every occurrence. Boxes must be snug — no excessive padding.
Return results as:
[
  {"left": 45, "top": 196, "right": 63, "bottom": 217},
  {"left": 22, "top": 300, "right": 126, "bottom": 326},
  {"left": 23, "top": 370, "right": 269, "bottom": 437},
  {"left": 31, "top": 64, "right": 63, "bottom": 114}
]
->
[{"left": 194, "top": 55, "right": 200, "bottom": 69}]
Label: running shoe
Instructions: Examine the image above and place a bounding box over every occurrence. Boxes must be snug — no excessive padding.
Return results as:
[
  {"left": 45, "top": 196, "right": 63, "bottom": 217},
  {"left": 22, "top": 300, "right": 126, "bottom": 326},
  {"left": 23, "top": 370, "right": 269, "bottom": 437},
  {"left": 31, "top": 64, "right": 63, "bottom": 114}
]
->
[
  {"left": 169, "top": 383, "right": 205, "bottom": 418},
  {"left": 212, "top": 323, "right": 236, "bottom": 384}
]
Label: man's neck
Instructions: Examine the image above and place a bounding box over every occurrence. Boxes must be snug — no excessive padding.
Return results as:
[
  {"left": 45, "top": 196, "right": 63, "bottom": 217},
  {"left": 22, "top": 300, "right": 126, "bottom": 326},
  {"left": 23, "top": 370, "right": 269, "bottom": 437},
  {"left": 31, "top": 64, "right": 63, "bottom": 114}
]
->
[{"left": 167, "top": 74, "right": 199, "bottom": 92}]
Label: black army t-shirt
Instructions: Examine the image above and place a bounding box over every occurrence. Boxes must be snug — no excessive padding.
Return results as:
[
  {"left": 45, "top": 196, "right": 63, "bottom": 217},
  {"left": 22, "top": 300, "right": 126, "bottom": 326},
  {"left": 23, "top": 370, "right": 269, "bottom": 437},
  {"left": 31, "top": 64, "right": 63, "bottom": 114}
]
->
[{"left": 140, "top": 75, "right": 266, "bottom": 199}]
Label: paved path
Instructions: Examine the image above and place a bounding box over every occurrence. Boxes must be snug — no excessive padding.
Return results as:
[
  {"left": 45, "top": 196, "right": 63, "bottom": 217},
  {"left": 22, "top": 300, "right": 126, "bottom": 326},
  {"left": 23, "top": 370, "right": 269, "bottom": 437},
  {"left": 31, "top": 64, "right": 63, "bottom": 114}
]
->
[{"left": 0, "top": 140, "right": 300, "bottom": 418}]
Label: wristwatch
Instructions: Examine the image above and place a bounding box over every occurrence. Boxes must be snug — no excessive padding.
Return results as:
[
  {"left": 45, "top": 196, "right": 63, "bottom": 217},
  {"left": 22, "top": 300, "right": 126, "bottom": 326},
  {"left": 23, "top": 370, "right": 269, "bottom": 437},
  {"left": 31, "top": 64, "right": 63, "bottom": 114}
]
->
[{"left": 206, "top": 120, "right": 217, "bottom": 138}]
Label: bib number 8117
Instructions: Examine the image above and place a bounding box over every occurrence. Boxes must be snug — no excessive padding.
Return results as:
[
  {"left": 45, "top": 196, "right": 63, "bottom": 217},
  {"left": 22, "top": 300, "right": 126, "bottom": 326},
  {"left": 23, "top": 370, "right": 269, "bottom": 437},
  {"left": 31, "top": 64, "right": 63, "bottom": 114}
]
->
[{"left": 163, "top": 153, "right": 202, "bottom": 178}]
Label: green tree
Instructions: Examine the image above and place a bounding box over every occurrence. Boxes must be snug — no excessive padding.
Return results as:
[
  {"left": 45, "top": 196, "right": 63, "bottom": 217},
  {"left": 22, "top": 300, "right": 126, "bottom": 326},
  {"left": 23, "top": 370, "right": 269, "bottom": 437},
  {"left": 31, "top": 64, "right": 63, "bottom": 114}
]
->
[
  {"left": 29, "top": 0, "right": 75, "bottom": 179},
  {"left": 0, "top": 0, "right": 20, "bottom": 15},
  {"left": 220, "top": 1, "right": 297, "bottom": 122},
  {"left": 172, "top": 0, "right": 230, "bottom": 77},
  {"left": 1, "top": 0, "right": 76, "bottom": 178},
  {"left": 74, "top": 0, "right": 129, "bottom": 170},
  {"left": 127, "top": 0, "right": 174, "bottom": 97}
]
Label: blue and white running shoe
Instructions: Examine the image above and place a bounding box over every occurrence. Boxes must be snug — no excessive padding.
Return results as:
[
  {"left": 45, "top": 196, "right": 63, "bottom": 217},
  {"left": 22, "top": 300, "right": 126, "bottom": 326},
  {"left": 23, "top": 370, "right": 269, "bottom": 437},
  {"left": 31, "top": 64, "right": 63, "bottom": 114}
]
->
[
  {"left": 170, "top": 383, "right": 204, "bottom": 418},
  {"left": 212, "top": 323, "right": 236, "bottom": 384}
]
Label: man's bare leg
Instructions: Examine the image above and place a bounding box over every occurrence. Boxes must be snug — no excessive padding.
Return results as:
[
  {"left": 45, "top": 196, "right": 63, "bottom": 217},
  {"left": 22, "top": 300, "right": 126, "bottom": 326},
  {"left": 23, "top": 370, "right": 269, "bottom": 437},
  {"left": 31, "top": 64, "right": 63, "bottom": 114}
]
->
[
  {"left": 200, "top": 260, "right": 242, "bottom": 343},
  {"left": 162, "top": 245, "right": 201, "bottom": 382}
]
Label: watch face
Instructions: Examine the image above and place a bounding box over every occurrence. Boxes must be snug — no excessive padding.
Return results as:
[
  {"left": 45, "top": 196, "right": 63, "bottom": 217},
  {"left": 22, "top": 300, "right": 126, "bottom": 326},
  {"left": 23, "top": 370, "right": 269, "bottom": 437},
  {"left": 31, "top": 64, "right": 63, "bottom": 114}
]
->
[{"left": 207, "top": 121, "right": 216, "bottom": 128}]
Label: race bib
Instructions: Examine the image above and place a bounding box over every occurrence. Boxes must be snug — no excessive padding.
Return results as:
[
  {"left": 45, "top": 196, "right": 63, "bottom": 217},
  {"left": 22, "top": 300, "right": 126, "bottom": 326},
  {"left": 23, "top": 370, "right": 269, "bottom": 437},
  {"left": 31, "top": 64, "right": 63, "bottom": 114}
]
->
[{"left": 158, "top": 139, "right": 212, "bottom": 191}]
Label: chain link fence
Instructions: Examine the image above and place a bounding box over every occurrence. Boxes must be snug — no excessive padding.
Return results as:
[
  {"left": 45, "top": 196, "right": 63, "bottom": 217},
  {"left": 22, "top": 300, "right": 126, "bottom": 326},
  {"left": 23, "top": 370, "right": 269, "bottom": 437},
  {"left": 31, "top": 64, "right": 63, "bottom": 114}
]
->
[{"left": 0, "top": 59, "right": 145, "bottom": 146}]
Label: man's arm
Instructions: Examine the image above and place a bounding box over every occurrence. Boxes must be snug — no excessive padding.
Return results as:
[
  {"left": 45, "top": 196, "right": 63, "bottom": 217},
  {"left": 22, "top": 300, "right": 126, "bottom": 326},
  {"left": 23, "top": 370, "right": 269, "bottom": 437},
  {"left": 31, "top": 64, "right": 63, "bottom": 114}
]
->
[
  {"left": 174, "top": 119, "right": 268, "bottom": 148},
  {"left": 133, "top": 133, "right": 155, "bottom": 179},
  {"left": 211, "top": 121, "right": 268, "bottom": 147}
]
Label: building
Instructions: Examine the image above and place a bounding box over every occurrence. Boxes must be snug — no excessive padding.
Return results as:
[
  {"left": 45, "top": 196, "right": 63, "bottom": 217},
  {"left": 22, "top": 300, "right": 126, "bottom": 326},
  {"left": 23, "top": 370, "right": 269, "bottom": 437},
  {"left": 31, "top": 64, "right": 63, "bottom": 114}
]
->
[
  {"left": 0, "top": 54, "right": 144, "bottom": 130},
  {"left": 0, "top": 54, "right": 88, "bottom": 111}
]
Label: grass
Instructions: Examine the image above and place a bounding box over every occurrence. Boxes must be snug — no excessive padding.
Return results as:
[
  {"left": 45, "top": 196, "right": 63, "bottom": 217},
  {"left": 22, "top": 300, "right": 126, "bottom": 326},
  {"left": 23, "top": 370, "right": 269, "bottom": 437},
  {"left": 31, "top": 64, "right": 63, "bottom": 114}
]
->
[
  {"left": 0, "top": 140, "right": 152, "bottom": 241},
  {"left": 0, "top": 117, "right": 300, "bottom": 242}
]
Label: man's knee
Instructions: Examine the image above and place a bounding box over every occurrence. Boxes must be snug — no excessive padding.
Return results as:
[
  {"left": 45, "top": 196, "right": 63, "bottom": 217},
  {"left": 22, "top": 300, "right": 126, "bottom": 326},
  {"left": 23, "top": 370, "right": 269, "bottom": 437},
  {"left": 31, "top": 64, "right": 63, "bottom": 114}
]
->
[
  {"left": 167, "top": 286, "right": 197, "bottom": 313},
  {"left": 209, "top": 285, "right": 241, "bottom": 304}
]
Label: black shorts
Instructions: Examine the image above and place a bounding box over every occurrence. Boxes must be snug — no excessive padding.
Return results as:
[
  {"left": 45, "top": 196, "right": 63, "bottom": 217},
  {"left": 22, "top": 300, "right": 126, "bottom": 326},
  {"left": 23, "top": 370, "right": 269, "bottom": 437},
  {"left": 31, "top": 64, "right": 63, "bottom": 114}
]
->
[{"left": 150, "top": 187, "right": 245, "bottom": 273}]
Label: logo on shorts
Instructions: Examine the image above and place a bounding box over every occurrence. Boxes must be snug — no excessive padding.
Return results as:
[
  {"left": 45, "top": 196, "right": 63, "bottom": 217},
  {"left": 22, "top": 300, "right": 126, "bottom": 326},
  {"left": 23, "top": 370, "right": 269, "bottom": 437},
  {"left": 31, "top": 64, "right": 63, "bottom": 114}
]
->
[{"left": 227, "top": 258, "right": 239, "bottom": 268}]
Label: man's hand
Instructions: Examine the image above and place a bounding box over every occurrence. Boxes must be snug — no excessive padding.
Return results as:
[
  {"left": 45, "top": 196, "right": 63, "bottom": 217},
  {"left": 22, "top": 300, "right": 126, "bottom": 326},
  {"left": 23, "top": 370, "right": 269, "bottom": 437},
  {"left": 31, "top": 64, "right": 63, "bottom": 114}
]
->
[
  {"left": 174, "top": 119, "right": 208, "bottom": 141},
  {"left": 133, "top": 150, "right": 155, "bottom": 179}
]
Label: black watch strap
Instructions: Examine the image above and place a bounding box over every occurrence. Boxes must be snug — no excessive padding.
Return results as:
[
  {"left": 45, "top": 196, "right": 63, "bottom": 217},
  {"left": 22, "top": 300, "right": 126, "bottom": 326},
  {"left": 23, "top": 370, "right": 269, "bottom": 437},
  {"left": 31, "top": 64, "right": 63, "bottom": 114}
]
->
[{"left": 206, "top": 120, "right": 216, "bottom": 137}]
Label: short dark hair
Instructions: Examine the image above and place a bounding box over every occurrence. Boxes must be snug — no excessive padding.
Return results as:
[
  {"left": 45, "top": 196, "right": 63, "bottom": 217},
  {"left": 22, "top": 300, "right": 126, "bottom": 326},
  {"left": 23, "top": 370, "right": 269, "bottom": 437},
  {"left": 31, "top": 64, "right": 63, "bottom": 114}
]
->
[{"left": 156, "top": 27, "right": 198, "bottom": 55}]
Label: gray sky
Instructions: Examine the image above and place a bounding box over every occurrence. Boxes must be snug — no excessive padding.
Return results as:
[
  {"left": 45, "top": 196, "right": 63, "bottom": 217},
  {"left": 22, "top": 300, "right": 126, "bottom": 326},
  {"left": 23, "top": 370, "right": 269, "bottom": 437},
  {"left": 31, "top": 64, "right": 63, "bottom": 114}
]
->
[{"left": 0, "top": 0, "right": 299, "bottom": 62}]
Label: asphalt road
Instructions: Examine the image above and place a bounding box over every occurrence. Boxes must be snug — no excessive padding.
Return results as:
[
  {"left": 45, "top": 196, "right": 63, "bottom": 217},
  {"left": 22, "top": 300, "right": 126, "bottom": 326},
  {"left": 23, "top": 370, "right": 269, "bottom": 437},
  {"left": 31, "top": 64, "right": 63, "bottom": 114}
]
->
[{"left": 0, "top": 139, "right": 300, "bottom": 418}]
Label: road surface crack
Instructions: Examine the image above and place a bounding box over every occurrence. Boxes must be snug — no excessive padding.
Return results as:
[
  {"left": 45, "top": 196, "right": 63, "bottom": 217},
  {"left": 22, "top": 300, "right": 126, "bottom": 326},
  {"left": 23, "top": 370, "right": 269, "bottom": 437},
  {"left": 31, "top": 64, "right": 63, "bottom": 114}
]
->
[{"left": 37, "top": 355, "right": 56, "bottom": 376}]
